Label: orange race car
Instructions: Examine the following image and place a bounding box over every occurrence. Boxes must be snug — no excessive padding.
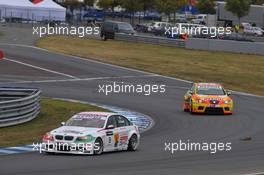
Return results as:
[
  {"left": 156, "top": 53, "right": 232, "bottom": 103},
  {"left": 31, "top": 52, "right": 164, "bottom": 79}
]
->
[{"left": 183, "top": 83, "right": 233, "bottom": 115}]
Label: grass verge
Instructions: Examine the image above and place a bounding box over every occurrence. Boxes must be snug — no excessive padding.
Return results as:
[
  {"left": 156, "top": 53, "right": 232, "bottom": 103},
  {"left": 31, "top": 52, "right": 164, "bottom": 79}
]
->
[
  {"left": 37, "top": 36, "right": 264, "bottom": 95},
  {"left": 0, "top": 98, "right": 108, "bottom": 148}
]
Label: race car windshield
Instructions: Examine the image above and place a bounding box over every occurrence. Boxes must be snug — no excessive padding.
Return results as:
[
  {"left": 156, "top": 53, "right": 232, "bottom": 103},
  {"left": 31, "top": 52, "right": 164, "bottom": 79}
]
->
[
  {"left": 197, "top": 87, "right": 226, "bottom": 95},
  {"left": 65, "top": 116, "right": 106, "bottom": 128}
]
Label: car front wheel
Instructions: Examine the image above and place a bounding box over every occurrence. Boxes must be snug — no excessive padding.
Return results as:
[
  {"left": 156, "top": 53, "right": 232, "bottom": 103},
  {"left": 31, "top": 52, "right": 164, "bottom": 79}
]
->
[
  {"left": 190, "top": 100, "right": 194, "bottom": 114},
  {"left": 94, "top": 138, "right": 103, "bottom": 155},
  {"left": 127, "top": 134, "right": 138, "bottom": 151}
]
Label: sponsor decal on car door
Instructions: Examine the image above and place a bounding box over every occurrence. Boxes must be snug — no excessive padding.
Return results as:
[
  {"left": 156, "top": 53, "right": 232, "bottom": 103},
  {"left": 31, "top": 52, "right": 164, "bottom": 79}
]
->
[
  {"left": 105, "top": 128, "right": 119, "bottom": 150},
  {"left": 115, "top": 116, "right": 130, "bottom": 148},
  {"left": 104, "top": 116, "right": 119, "bottom": 151}
]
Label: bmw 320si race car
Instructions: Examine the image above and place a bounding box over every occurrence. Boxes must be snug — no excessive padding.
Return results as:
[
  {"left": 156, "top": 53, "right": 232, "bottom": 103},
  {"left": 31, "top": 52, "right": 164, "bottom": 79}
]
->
[
  {"left": 183, "top": 83, "right": 233, "bottom": 115},
  {"left": 42, "top": 112, "right": 140, "bottom": 155}
]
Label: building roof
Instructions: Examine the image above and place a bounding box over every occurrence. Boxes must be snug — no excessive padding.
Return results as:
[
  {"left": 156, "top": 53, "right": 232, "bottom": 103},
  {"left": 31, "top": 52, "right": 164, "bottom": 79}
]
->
[{"left": 0, "top": 0, "right": 65, "bottom": 10}]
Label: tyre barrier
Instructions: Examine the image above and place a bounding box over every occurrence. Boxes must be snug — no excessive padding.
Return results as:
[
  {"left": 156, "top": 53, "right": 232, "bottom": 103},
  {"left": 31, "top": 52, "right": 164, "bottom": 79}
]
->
[{"left": 0, "top": 87, "right": 41, "bottom": 127}]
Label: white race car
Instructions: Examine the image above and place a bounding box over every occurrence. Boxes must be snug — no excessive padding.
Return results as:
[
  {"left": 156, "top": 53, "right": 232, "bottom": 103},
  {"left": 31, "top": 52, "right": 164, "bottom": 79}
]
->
[{"left": 42, "top": 112, "right": 140, "bottom": 155}]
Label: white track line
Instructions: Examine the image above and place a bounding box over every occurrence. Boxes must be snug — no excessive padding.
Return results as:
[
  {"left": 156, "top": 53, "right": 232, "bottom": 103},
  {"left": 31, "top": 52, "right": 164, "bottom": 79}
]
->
[
  {"left": 9, "top": 147, "right": 34, "bottom": 151},
  {"left": 0, "top": 150, "right": 19, "bottom": 154},
  {"left": 0, "top": 43, "right": 48, "bottom": 51},
  {"left": 52, "top": 53, "right": 263, "bottom": 98},
  {"left": 28, "top": 45, "right": 263, "bottom": 98},
  {"left": 0, "top": 43, "right": 263, "bottom": 98},
  {"left": 4, "top": 58, "right": 78, "bottom": 79},
  {"left": 242, "top": 172, "right": 264, "bottom": 175},
  {"left": 0, "top": 74, "right": 158, "bottom": 85}
]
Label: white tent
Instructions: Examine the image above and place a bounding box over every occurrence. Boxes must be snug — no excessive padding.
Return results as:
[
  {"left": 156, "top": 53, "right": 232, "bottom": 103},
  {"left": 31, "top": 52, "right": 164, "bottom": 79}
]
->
[{"left": 0, "top": 0, "right": 66, "bottom": 21}]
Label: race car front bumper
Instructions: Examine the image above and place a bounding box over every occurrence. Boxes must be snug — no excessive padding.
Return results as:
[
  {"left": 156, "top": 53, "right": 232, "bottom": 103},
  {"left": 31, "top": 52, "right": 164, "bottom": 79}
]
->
[{"left": 192, "top": 103, "right": 233, "bottom": 114}]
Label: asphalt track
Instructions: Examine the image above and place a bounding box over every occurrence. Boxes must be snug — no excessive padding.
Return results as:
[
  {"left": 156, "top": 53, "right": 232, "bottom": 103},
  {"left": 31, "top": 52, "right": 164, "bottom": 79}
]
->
[{"left": 0, "top": 44, "right": 264, "bottom": 175}]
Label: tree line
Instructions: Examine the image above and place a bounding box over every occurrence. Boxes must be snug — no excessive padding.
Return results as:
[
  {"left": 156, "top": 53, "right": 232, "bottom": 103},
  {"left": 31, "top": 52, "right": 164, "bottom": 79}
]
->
[
  {"left": 59, "top": 0, "right": 214, "bottom": 15},
  {"left": 58, "top": 0, "right": 264, "bottom": 24}
]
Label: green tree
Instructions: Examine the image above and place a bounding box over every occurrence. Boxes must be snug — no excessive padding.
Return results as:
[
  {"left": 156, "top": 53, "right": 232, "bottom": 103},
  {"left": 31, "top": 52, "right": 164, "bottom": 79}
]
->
[
  {"left": 142, "top": 0, "right": 155, "bottom": 15},
  {"left": 84, "top": 0, "right": 95, "bottom": 7},
  {"left": 251, "top": 0, "right": 264, "bottom": 5},
  {"left": 63, "top": 0, "right": 81, "bottom": 6},
  {"left": 120, "top": 0, "right": 143, "bottom": 13},
  {"left": 120, "top": 0, "right": 143, "bottom": 24},
  {"left": 155, "top": 0, "right": 186, "bottom": 22},
  {"left": 97, "top": 0, "right": 112, "bottom": 10},
  {"left": 62, "top": 0, "right": 82, "bottom": 22},
  {"left": 197, "top": 0, "right": 216, "bottom": 14},
  {"left": 155, "top": 0, "right": 174, "bottom": 21},
  {"left": 97, "top": 0, "right": 121, "bottom": 11},
  {"left": 225, "top": 0, "right": 251, "bottom": 24}
]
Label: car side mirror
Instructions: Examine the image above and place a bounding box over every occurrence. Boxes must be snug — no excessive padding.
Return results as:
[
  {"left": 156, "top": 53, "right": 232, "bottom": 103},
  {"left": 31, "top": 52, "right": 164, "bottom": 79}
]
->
[
  {"left": 189, "top": 90, "right": 194, "bottom": 95},
  {"left": 106, "top": 125, "right": 115, "bottom": 129},
  {"left": 227, "top": 91, "right": 231, "bottom": 96},
  {"left": 61, "top": 122, "right": 65, "bottom": 126}
]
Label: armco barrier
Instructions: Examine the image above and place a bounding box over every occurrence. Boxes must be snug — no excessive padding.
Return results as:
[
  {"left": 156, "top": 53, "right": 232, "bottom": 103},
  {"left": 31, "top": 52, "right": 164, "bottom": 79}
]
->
[
  {"left": 0, "top": 87, "right": 41, "bottom": 127},
  {"left": 186, "top": 38, "right": 264, "bottom": 55},
  {"left": 115, "top": 33, "right": 185, "bottom": 48},
  {"left": 114, "top": 33, "right": 264, "bottom": 55}
]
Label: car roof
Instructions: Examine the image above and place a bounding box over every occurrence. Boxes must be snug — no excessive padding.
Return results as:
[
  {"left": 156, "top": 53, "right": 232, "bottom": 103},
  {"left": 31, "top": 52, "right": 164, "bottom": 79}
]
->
[
  {"left": 196, "top": 82, "right": 222, "bottom": 87},
  {"left": 105, "top": 20, "right": 131, "bottom": 25},
  {"left": 76, "top": 112, "right": 117, "bottom": 118}
]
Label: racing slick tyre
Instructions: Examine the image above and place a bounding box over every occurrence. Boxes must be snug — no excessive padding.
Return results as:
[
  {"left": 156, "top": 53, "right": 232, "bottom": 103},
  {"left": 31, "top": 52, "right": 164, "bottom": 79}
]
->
[
  {"left": 94, "top": 138, "right": 104, "bottom": 155},
  {"left": 190, "top": 101, "right": 194, "bottom": 114},
  {"left": 127, "top": 134, "right": 138, "bottom": 151},
  {"left": 184, "top": 105, "right": 189, "bottom": 112}
]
